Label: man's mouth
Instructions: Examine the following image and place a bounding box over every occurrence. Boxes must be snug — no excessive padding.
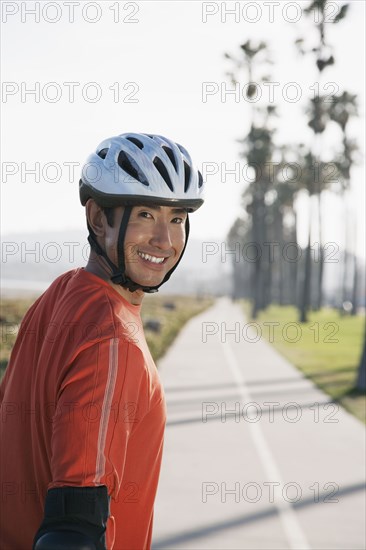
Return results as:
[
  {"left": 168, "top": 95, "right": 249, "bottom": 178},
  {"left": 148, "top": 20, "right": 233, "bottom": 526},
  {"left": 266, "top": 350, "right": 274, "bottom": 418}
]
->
[{"left": 137, "top": 251, "right": 167, "bottom": 264}]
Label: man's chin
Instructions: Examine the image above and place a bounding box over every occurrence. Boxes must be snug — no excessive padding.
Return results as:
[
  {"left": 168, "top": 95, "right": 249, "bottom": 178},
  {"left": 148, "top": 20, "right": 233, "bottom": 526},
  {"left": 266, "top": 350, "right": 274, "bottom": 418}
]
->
[{"left": 127, "top": 272, "right": 166, "bottom": 289}]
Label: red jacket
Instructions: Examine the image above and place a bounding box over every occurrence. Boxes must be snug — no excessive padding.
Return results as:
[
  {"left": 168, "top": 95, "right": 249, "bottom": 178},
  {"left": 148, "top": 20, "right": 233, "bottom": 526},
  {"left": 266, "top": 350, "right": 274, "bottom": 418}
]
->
[{"left": 0, "top": 268, "right": 167, "bottom": 549}]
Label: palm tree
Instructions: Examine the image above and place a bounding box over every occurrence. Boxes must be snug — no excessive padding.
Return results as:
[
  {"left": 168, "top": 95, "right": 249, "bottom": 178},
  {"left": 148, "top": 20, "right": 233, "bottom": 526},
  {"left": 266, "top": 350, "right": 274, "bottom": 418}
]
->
[
  {"left": 225, "top": 41, "right": 277, "bottom": 318},
  {"left": 328, "top": 92, "right": 359, "bottom": 315},
  {"left": 295, "top": 0, "right": 350, "bottom": 321}
]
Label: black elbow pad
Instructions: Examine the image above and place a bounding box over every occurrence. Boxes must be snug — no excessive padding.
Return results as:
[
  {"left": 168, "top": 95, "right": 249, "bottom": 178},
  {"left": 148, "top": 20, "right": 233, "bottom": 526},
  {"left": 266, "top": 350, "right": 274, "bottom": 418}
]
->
[
  {"left": 32, "top": 486, "right": 110, "bottom": 550},
  {"left": 34, "top": 530, "right": 96, "bottom": 549}
]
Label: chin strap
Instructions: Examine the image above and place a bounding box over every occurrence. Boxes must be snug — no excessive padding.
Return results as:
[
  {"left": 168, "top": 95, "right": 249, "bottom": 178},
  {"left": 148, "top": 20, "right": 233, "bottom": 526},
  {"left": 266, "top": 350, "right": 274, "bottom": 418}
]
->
[{"left": 87, "top": 207, "right": 190, "bottom": 294}]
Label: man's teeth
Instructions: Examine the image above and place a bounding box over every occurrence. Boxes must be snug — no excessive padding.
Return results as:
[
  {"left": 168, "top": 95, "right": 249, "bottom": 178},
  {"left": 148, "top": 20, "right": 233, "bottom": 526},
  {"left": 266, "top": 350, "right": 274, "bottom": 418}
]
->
[{"left": 138, "top": 252, "right": 165, "bottom": 264}]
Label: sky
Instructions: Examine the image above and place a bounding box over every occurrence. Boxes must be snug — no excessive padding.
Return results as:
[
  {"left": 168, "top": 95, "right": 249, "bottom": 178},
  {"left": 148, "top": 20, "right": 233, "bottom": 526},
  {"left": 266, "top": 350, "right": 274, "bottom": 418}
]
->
[{"left": 1, "top": 0, "right": 365, "bottom": 260}]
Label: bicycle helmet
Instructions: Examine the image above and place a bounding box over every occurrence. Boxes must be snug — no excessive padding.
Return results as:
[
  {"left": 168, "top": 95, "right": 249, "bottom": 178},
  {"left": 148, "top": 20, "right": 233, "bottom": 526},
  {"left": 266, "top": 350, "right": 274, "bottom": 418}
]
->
[{"left": 79, "top": 132, "right": 205, "bottom": 293}]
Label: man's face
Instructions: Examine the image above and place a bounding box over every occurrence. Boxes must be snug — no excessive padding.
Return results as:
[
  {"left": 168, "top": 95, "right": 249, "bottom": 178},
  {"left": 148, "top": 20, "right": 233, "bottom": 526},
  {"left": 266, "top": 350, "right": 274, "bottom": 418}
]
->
[{"left": 106, "top": 204, "right": 187, "bottom": 288}]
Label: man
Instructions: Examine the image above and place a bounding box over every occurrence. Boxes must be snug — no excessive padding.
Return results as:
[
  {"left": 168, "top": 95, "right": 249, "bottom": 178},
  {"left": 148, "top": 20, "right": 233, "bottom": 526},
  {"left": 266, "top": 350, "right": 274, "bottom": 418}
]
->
[{"left": 0, "top": 133, "right": 204, "bottom": 549}]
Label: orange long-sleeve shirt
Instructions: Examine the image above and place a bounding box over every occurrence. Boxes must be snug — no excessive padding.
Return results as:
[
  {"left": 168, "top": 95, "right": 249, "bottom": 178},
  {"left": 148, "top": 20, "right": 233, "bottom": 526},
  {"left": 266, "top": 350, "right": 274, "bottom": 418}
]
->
[{"left": 0, "top": 268, "right": 167, "bottom": 549}]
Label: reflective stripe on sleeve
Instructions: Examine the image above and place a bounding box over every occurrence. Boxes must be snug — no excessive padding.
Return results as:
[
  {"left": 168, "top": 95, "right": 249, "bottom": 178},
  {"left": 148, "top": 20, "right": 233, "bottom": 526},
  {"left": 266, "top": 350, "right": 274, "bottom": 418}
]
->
[{"left": 94, "top": 338, "right": 119, "bottom": 483}]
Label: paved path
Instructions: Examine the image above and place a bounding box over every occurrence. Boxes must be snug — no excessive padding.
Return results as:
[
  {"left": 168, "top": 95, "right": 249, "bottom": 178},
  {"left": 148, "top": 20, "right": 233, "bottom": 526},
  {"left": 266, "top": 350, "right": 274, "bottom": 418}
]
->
[{"left": 152, "top": 298, "right": 366, "bottom": 550}]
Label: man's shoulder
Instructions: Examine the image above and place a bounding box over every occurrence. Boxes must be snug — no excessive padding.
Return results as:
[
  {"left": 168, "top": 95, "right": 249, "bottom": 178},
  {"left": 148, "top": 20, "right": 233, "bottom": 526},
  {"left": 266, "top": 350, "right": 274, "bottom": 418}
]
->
[{"left": 45, "top": 268, "right": 141, "bottom": 344}]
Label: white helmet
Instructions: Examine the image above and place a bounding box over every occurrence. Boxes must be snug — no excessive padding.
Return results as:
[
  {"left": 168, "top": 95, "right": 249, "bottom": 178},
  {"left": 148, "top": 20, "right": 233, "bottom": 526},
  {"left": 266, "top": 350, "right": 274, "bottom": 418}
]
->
[
  {"left": 79, "top": 132, "right": 205, "bottom": 293},
  {"left": 79, "top": 133, "right": 204, "bottom": 211}
]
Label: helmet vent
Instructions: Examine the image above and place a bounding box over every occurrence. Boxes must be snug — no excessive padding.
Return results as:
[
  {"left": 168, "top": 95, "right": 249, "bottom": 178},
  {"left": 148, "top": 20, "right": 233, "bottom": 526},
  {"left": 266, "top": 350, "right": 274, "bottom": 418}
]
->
[
  {"left": 198, "top": 170, "right": 203, "bottom": 188},
  {"left": 97, "top": 148, "right": 109, "bottom": 159},
  {"left": 183, "top": 161, "right": 191, "bottom": 192},
  {"left": 126, "top": 137, "right": 144, "bottom": 149},
  {"left": 153, "top": 156, "right": 174, "bottom": 191},
  {"left": 162, "top": 146, "right": 177, "bottom": 172},
  {"left": 118, "top": 150, "right": 149, "bottom": 186}
]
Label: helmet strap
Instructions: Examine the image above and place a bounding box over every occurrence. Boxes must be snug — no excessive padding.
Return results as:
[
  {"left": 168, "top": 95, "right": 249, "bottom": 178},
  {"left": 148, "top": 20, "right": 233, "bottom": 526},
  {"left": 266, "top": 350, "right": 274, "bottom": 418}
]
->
[{"left": 86, "top": 207, "right": 132, "bottom": 287}]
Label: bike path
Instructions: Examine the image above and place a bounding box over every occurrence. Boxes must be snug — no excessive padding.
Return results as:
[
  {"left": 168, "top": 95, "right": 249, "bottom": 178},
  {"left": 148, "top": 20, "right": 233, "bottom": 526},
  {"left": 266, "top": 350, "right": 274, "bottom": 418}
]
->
[{"left": 152, "top": 298, "right": 366, "bottom": 550}]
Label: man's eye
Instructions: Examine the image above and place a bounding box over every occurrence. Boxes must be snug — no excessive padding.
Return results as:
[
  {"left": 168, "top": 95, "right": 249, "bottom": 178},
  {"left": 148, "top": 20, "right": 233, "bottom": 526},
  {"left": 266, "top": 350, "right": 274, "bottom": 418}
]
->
[
  {"left": 172, "top": 217, "right": 184, "bottom": 224},
  {"left": 139, "top": 211, "right": 152, "bottom": 218}
]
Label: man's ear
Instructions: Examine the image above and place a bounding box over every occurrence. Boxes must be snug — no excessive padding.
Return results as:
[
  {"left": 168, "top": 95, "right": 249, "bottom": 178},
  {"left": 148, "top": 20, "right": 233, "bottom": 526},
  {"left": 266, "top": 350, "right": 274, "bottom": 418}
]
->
[{"left": 85, "top": 199, "right": 105, "bottom": 237}]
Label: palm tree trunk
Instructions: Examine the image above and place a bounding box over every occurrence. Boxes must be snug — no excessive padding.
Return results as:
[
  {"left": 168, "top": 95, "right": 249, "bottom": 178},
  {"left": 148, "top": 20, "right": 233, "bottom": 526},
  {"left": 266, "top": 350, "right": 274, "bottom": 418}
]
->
[
  {"left": 340, "top": 190, "right": 351, "bottom": 315},
  {"left": 292, "top": 209, "right": 298, "bottom": 306},
  {"left": 316, "top": 191, "right": 324, "bottom": 310},
  {"left": 351, "top": 213, "right": 358, "bottom": 316},
  {"left": 299, "top": 196, "right": 312, "bottom": 323},
  {"left": 355, "top": 321, "right": 366, "bottom": 391},
  {"left": 251, "top": 198, "right": 260, "bottom": 319},
  {"left": 351, "top": 255, "right": 358, "bottom": 316}
]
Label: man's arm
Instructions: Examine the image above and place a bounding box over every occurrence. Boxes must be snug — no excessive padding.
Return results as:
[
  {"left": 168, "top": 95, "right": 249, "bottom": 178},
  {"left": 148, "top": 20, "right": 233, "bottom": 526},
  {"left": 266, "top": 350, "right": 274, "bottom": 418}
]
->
[{"left": 32, "top": 338, "right": 149, "bottom": 549}]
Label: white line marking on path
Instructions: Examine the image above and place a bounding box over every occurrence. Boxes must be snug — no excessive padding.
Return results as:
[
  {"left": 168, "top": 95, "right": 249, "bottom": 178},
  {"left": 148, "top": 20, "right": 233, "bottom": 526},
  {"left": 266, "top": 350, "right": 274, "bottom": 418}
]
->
[{"left": 221, "top": 338, "right": 311, "bottom": 550}]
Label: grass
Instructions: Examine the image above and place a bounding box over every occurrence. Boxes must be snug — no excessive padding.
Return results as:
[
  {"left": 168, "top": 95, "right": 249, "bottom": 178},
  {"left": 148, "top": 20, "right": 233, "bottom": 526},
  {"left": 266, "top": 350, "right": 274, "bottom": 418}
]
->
[
  {"left": 0, "top": 296, "right": 39, "bottom": 379},
  {"left": 241, "top": 301, "right": 366, "bottom": 423},
  {"left": 0, "top": 293, "right": 214, "bottom": 381}
]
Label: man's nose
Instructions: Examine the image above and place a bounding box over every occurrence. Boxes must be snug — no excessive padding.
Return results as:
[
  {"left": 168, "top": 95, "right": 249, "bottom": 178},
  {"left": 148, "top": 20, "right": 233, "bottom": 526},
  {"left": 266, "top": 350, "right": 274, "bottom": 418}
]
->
[{"left": 149, "top": 220, "right": 173, "bottom": 249}]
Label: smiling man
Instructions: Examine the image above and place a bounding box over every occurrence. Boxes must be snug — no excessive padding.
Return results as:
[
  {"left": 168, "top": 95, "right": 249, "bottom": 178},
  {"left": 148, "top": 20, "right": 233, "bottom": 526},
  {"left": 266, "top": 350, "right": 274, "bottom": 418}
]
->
[{"left": 0, "top": 133, "right": 204, "bottom": 550}]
